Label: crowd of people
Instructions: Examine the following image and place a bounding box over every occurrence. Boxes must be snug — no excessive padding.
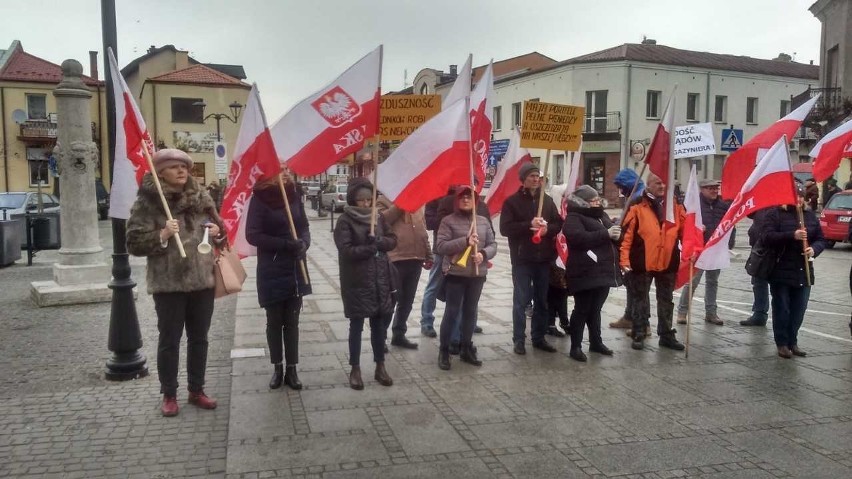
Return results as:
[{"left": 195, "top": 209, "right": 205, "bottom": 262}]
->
[{"left": 126, "top": 150, "right": 845, "bottom": 417}]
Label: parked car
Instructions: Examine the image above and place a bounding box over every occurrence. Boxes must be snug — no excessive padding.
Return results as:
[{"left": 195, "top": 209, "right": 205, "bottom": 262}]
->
[
  {"left": 301, "top": 180, "right": 321, "bottom": 198},
  {"left": 819, "top": 190, "right": 852, "bottom": 248},
  {"left": 320, "top": 184, "right": 348, "bottom": 212},
  {"left": 95, "top": 179, "right": 109, "bottom": 220},
  {"left": 0, "top": 192, "right": 60, "bottom": 220}
]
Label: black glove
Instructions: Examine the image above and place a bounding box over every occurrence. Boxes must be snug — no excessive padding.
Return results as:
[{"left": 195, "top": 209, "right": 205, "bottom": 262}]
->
[{"left": 284, "top": 239, "right": 306, "bottom": 256}]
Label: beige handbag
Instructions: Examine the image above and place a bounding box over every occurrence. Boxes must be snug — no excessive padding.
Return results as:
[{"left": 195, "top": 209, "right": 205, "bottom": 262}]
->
[{"left": 214, "top": 246, "right": 247, "bottom": 298}]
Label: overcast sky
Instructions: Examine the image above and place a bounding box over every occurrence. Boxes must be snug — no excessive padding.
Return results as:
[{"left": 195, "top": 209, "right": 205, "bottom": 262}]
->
[{"left": 1, "top": 0, "right": 823, "bottom": 119}]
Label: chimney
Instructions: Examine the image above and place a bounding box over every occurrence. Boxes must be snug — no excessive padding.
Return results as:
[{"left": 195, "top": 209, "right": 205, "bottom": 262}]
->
[
  {"left": 810, "top": 60, "right": 814, "bottom": 65},
  {"left": 641, "top": 38, "right": 657, "bottom": 45},
  {"left": 449, "top": 64, "right": 457, "bottom": 76},
  {"left": 89, "top": 51, "right": 98, "bottom": 80},
  {"left": 175, "top": 50, "right": 189, "bottom": 69},
  {"left": 147, "top": 45, "right": 156, "bottom": 53}
]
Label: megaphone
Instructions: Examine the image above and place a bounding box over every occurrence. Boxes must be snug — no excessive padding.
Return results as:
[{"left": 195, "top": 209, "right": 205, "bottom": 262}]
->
[
  {"left": 531, "top": 226, "right": 546, "bottom": 244},
  {"left": 197, "top": 226, "right": 212, "bottom": 254},
  {"left": 455, "top": 246, "right": 472, "bottom": 267}
]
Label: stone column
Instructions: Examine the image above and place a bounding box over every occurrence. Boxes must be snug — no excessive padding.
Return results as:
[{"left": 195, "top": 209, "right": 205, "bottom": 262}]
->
[{"left": 31, "top": 60, "right": 111, "bottom": 306}]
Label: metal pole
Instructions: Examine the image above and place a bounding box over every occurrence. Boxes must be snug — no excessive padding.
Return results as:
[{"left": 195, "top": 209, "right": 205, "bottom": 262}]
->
[
  {"left": 102, "top": 0, "right": 148, "bottom": 380},
  {"left": 216, "top": 116, "right": 221, "bottom": 142}
]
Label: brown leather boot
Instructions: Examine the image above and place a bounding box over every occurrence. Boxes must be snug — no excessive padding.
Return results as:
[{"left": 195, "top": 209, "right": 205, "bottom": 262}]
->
[
  {"left": 188, "top": 390, "right": 217, "bottom": 410},
  {"left": 349, "top": 365, "right": 364, "bottom": 390},
  {"left": 161, "top": 395, "right": 179, "bottom": 417},
  {"left": 609, "top": 316, "right": 631, "bottom": 329},
  {"left": 374, "top": 362, "right": 393, "bottom": 386}
]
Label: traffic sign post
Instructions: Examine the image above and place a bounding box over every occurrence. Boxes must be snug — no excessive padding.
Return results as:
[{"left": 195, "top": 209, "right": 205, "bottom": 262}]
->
[{"left": 720, "top": 127, "right": 743, "bottom": 152}]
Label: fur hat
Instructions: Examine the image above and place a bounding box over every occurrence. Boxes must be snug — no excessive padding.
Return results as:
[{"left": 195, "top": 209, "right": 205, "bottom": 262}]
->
[
  {"left": 567, "top": 185, "right": 600, "bottom": 209},
  {"left": 152, "top": 148, "right": 193, "bottom": 174},
  {"left": 518, "top": 163, "right": 541, "bottom": 181}
]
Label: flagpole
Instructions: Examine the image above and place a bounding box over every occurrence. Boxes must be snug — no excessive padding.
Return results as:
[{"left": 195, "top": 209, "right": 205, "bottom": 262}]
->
[
  {"left": 618, "top": 161, "right": 647, "bottom": 225},
  {"left": 465, "top": 96, "right": 479, "bottom": 275},
  {"left": 685, "top": 259, "right": 694, "bottom": 359},
  {"left": 537, "top": 149, "right": 551, "bottom": 217},
  {"left": 140, "top": 142, "right": 187, "bottom": 258},
  {"left": 277, "top": 174, "right": 310, "bottom": 284},
  {"left": 781, "top": 134, "right": 813, "bottom": 286},
  {"left": 369, "top": 45, "right": 384, "bottom": 237}
]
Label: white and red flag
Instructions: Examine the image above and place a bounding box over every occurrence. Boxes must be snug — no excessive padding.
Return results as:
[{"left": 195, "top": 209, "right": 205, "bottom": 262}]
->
[
  {"left": 696, "top": 136, "right": 798, "bottom": 271},
  {"left": 675, "top": 165, "right": 704, "bottom": 289},
  {"left": 644, "top": 87, "right": 677, "bottom": 224},
  {"left": 811, "top": 119, "right": 852, "bottom": 182},
  {"left": 553, "top": 146, "right": 582, "bottom": 269},
  {"left": 721, "top": 95, "right": 820, "bottom": 199},
  {"left": 377, "top": 97, "right": 471, "bottom": 212},
  {"left": 484, "top": 129, "right": 531, "bottom": 217},
  {"left": 469, "top": 61, "right": 494, "bottom": 190},
  {"left": 220, "top": 84, "right": 282, "bottom": 256},
  {"left": 443, "top": 55, "right": 471, "bottom": 109},
  {"left": 106, "top": 47, "right": 155, "bottom": 219},
  {"left": 270, "top": 46, "right": 381, "bottom": 176}
]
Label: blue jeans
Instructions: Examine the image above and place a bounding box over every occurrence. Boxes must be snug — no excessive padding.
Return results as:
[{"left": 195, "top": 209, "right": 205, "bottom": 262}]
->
[
  {"left": 511, "top": 262, "right": 550, "bottom": 343},
  {"left": 769, "top": 283, "right": 810, "bottom": 347},
  {"left": 419, "top": 254, "right": 444, "bottom": 329},
  {"left": 677, "top": 269, "right": 720, "bottom": 316},
  {"left": 751, "top": 276, "right": 769, "bottom": 321}
]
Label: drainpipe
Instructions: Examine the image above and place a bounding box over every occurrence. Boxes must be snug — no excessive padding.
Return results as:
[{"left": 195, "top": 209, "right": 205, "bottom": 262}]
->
[
  {"left": 623, "top": 64, "right": 632, "bottom": 170},
  {"left": 96, "top": 84, "right": 104, "bottom": 179},
  {"left": 151, "top": 83, "right": 158, "bottom": 145},
  {"left": 1, "top": 86, "right": 7, "bottom": 192}
]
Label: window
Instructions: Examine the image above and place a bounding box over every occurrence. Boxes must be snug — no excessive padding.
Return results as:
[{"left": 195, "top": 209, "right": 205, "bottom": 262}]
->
[
  {"left": 646, "top": 90, "right": 661, "bottom": 119},
  {"left": 493, "top": 106, "right": 502, "bottom": 131},
  {"left": 686, "top": 93, "right": 700, "bottom": 122},
  {"left": 585, "top": 90, "right": 608, "bottom": 133},
  {"left": 171, "top": 97, "right": 204, "bottom": 123},
  {"left": 714, "top": 95, "right": 727, "bottom": 123},
  {"left": 746, "top": 97, "right": 758, "bottom": 124},
  {"left": 553, "top": 154, "right": 565, "bottom": 184},
  {"left": 26, "top": 94, "right": 47, "bottom": 120},
  {"left": 28, "top": 161, "right": 49, "bottom": 187},
  {"left": 779, "top": 100, "right": 791, "bottom": 119},
  {"left": 511, "top": 102, "right": 522, "bottom": 129},
  {"left": 419, "top": 83, "right": 428, "bottom": 94}
]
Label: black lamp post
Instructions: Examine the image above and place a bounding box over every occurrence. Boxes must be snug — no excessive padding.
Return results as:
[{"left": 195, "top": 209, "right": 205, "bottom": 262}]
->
[{"left": 193, "top": 101, "right": 243, "bottom": 141}]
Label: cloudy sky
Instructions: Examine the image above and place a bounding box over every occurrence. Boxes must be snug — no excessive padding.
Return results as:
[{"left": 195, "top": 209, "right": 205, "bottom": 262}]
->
[{"left": 1, "top": 0, "right": 823, "bottom": 119}]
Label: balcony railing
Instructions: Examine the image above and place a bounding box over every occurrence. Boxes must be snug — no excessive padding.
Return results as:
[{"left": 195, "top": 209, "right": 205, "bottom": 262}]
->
[
  {"left": 791, "top": 87, "right": 843, "bottom": 113},
  {"left": 18, "top": 120, "right": 99, "bottom": 143},
  {"left": 583, "top": 111, "right": 622, "bottom": 134}
]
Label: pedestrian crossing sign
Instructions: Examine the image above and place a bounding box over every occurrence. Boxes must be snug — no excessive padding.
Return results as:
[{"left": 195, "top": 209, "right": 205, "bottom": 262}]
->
[{"left": 721, "top": 128, "right": 743, "bottom": 151}]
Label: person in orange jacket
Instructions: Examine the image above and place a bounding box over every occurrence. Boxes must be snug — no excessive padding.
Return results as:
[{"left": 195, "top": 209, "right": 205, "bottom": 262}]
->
[{"left": 619, "top": 174, "right": 686, "bottom": 351}]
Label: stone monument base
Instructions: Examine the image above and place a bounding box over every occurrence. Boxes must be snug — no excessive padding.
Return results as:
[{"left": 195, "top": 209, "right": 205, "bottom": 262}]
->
[{"left": 30, "top": 281, "right": 113, "bottom": 307}]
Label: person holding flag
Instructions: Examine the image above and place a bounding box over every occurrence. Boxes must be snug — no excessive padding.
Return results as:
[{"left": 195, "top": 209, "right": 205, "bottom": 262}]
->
[{"left": 609, "top": 168, "right": 646, "bottom": 331}]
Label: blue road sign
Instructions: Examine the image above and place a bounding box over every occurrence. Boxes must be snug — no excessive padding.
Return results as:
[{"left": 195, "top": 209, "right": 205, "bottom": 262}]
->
[
  {"left": 488, "top": 139, "right": 511, "bottom": 166},
  {"left": 721, "top": 128, "right": 744, "bottom": 151}
]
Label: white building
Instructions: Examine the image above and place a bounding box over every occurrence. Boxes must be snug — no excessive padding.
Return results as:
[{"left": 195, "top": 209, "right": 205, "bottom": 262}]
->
[{"left": 436, "top": 41, "right": 818, "bottom": 203}]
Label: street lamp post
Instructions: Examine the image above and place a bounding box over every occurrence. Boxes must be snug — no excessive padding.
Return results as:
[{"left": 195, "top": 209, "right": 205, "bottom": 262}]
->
[{"left": 193, "top": 101, "right": 243, "bottom": 141}]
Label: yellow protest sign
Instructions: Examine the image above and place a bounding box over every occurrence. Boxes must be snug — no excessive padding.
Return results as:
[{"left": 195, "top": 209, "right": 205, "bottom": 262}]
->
[
  {"left": 520, "top": 101, "right": 584, "bottom": 151},
  {"left": 379, "top": 95, "right": 441, "bottom": 141}
]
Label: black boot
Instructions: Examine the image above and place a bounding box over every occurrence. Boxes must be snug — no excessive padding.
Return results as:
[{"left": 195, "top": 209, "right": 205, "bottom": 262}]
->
[
  {"left": 438, "top": 351, "right": 451, "bottom": 370},
  {"left": 391, "top": 334, "right": 419, "bottom": 349},
  {"left": 269, "top": 364, "right": 283, "bottom": 389},
  {"left": 659, "top": 333, "right": 685, "bottom": 351},
  {"left": 284, "top": 365, "right": 302, "bottom": 390},
  {"left": 459, "top": 342, "right": 482, "bottom": 366},
  {"left": 448, "top": 341, "right": 460, "bottom": 355}
]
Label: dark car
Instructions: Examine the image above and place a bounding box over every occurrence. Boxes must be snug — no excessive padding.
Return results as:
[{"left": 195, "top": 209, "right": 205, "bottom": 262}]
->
[
  {"left": 95, "top": 178, "right": 109, "bottom": 220},
  {"left": 818, "top": 190, "right": 852, "bottom": 248}
]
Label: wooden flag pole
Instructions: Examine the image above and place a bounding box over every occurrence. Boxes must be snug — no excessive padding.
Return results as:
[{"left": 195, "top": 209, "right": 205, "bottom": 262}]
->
[
  {"left": 685, "top": 259, "right": 694, "bottom": 359},
  {"left": 141, "top": 143, "right": 187, "bottom": 258},
  {"left": 277, "top": 173, "right": 310, "bottom": 284},
  {"left": 464, "top": 96, "right": 479, "bottom": 275},
  {"left": 795, "top": 203, "right": 813, "bottom": 287},
  {"left": 369, "top": 46, "right": 384, "bottom": 237}
]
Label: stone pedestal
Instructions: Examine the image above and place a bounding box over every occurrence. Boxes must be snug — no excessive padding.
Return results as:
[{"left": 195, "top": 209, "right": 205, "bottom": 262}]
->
[{"left": 31, "top": 60, "right": 111, "bottom": 307}]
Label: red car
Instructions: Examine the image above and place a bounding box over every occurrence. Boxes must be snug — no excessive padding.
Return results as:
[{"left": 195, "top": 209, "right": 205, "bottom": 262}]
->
[{"left": 819, "top": 190, "right": 852, "bottom": 248}]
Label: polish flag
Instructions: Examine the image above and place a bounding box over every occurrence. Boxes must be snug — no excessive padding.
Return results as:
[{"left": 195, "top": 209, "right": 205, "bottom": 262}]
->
[
  {"left": 270, "top": 46, "right": 381, "bottom": 176},
  {"left": 721, "top": 95, "right": 820, "bottom": 199},
  {"left": 644, "top": 88, "right": 677, "bottom": 224},
  {"left": 106, "top": 47, "right": 155, "bottom": 219},
  {"left": 220, "top": 84, "right": 282, "bottom": 256},
  {"left": 675, "top": 165, "right": 704, "bottom": 289},
  {"left": 377, "top": 97, "right": 470, "bottom": 212},
  {"left": 470, "top": 61, "right": 494, "bottom": 190},
  {"left": 696, "top": 136, "right": 797, "bottom": 271},
  {"left": 811, "top": 119, "right": 852, "bottom": 182},
  {"left": 484, "top": 129, "right": 531, "bottom": 217},
  {"left": 443, "top": 55, "right": 471, "bottom": 109},
  {"left": 554, "top": 146, "right": 582, "bottom": 269}
]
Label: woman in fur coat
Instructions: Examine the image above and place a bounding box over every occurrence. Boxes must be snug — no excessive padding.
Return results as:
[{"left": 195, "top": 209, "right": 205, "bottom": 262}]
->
[{"left": 126, "top": 149, "right": 225, "bottom": 417}]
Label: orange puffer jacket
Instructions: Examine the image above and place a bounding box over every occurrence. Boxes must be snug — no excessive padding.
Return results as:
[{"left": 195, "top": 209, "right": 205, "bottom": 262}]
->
[{"left": 619, "top": 197, "right": 685, "bottom": 273}]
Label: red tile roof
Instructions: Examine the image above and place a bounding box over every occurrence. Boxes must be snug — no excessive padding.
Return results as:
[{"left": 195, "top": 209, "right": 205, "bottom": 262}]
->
[
  {"left": 472, "top": 52, "right": 557, "bottom": 84},
  {"left": 0, "top": 45, "right": 102, "bottom": 86},
  {"left": 149, "top": 64, "right": 250, "bottom": 87}
]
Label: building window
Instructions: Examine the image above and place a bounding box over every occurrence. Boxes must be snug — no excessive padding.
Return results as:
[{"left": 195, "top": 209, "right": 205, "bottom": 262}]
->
[
  {"left": 26, "top": 94, "right": 47, "bottom": 120},
  {"left": 746, "top": 97, "right": 758, "bottom": 125},
  {"left": 171, "top": 97, "right": 204, "bottom": 123},
  {"left": 686, "top": 93, "right": 700, "bottom": 122},
  {"left": 646, "top": 90, "right": 661, "bottom": 119},
  {"left": 585, "top": 90, "right": 608, "bottom": 133},
  {"left": 714, "top": 95, "right": 727, "bottom": 123},
  {"left": 493, "top": 106, "right": 502, "bottom": 131},
  {"left": 419, "top": 83, "right": 428, "bottom": 94},
  {"left": 779, "top": 100, "right": 791, "bottom": 119},
  {"left": 529, "top": 98, "right": 540, "bottom": 102},
  {"left": 511, "top": 102, "right": 522, "bottom": 129},
  {"left": 28, "top": 160, "right": 49, "bottom": 186}
]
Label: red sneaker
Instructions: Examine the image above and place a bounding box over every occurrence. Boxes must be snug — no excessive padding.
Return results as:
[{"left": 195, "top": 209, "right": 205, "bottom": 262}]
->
[
  {"left": 161, "top": 395, "right": 179, "bottom": 417},
  {"left": 188, "top": 390, "right": 217, "bottom": 410}
]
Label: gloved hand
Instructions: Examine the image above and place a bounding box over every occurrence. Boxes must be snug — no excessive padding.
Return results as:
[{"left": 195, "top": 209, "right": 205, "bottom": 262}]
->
[
  {"left": 284, "top": 239, "right": 307, "bottom": 258},
  {"left": 423, "top": 260, "right": 433, "bottom": 270},
  {"left": 608, "top": 225, "right": 622, "bottom": 240}
]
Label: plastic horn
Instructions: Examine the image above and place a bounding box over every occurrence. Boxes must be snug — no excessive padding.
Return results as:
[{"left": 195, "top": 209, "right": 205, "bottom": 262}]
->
[
  {"left": 455, "top": 246, "right": 472, "bottom": 267},
  {"left": 531, "top": 226, "right": 546, "bottom": 244},
  {"left": 197, "top": 226, "right": 212, "bottom": 254}
]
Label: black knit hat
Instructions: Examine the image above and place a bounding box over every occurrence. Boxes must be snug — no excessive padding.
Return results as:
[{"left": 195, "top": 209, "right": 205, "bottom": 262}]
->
[{"left": 518, "top": 163, "right": 541, "bottom": 181}]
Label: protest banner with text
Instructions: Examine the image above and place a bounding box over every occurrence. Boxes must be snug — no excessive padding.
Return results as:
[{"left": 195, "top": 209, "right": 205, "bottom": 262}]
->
[
  {"left": 379, "top": 94, "right": 441, "bottom": 141},
  {"left": 520, "top": 100, "right": 584, "bottom": 151},
  {"left": 673, "top": 122, "right": 716, "bottom": 159}
]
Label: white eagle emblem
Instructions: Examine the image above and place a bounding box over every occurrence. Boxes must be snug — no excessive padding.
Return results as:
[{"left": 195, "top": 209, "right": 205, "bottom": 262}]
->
[{"left": 312, "top": 86, "right": 360, "bottom": 127}]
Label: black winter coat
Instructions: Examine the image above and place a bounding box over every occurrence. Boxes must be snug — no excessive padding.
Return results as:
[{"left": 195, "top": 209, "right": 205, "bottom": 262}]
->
[
  {"left": 246, "top": 185, "right": 312, "bottom": 308},
  {"left": 562, "top": 206, "right": 622, "bottom": 294},
  {"left": 500, "top": 187, "right": 563, "bottom": 264},
  {"left": 760, "top": 206, "right": 825, "bottom": 287},
  {"left": 334, "top": 208, "right": 398, "bottom": 318},
  {"left": 700, "top": 195, "right": 736, "bottom": 248}
]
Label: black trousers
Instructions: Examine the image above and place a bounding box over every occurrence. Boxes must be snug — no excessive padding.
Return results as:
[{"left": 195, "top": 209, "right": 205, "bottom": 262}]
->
[
  {"left": 391, "top": 259, "right": 423, "bottom": 336},
  {"left": 569, "top": 286, "right": 610, "bottom": 349},
  {"left": 630, "top": 271, "right": 676, "bottom": 337},
  {"left": 547, "top": 286, "right": 570, "bottom": 328},
  {"left": 440, "top": 275, "right": 486, "bottom": 352},
  {"left": 153, "top": 288, "right": 215, "bottom": 397},
  {"left": 265, "top": 297, "right": 302, "bottom": 365},
  {"left": 349, "top": 314, "right": 392, "bottom": 366}
]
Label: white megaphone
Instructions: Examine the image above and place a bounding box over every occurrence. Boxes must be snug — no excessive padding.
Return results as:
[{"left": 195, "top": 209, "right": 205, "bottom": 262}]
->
[{"left": 197, "top": 226, "right": 212, "bottom": 254}]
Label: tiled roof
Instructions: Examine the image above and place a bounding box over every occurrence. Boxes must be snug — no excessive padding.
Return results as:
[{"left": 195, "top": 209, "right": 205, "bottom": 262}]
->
[
  {"left": 472, "top": 52, "right": 557, "bottom": 84},
  {"left": 559, "top": 43, "right": 819, "bottom": 80},
  {"left": 120, "top": 45, "right": 246, "bottom": 80},
  {"left": 0, "top": 44, "right": 102, "bottom": 86},
  {"left": 148, "top": 64, "right": 250, "bottom": 87}
]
